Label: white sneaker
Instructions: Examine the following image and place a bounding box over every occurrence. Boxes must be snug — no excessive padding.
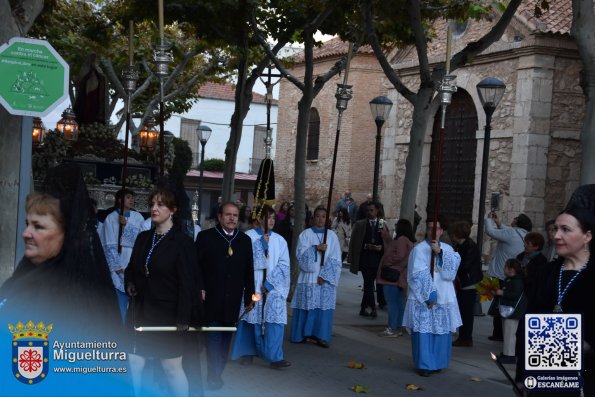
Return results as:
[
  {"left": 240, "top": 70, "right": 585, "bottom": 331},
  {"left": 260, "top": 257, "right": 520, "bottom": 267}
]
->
[{"left": 378, "top": 328, "right": 399, "bottom": 338}]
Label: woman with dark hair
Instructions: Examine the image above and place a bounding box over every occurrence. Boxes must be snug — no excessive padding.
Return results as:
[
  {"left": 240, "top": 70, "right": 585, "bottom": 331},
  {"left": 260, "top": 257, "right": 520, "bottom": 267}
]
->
[
  {"left": 450, "top": 220, "right": 483, "bottom": 347},
  {"left": 332, "top": 207, "right": 352, "bottom": 262},
  {"left": 0, "top": 164, "right": 123, "bottom": 395},
  {"left": 125, "top": 187, "right": 201, "bottom": 397},
  {"left": 376, "top": 219, "right": 415, "bottom": 337}
]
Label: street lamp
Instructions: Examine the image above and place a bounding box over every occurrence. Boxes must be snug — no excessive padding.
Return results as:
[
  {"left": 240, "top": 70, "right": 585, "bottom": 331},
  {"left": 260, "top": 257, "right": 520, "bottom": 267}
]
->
[
  {"left": 369, "top": 96, "right": 393, "bottom": 202},
  {"left": 476, "top": 77, "right": 506, "bottom": 250},
  {"left": 139, "top": 116, "right": 158, "bottom": 153},
  {"left": 32, "top": 117, "right": 45, "bottom": 146},
  {"left": 56, "top": 106, "right": 79, "bottom": 141},
  {"left": 196, "top": 124, "right": 212, "bottom": 226}
]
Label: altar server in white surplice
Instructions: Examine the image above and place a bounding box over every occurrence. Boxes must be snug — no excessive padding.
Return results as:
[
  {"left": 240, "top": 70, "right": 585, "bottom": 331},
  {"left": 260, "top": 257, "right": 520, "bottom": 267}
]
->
[
  {"left": 290, "top": 206, "right": 342, "bottom": 348},
  {"left": 101, "top": 188, "right": 145, "bottom": 321},
  {"left": 402, "top": 220, "right": 462, "bottom": 377},
  {"left": 231, "top": 205, "right": 291, "bottom": 368}
]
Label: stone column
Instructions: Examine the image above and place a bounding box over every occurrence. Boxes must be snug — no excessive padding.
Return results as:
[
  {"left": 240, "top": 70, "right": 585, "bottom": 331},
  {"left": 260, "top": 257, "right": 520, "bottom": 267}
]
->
[{"left": 510, "top": 54, "right": 554, "bottom": 228}]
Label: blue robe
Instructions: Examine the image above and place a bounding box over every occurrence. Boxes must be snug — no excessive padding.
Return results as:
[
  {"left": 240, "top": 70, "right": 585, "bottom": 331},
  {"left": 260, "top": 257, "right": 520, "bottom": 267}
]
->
[
  {"left": 402, "top": 240, "right": 461, "bottom": 370},
  {"left": 231, "top": 229, "right": 290, "bottom": 363},
  {"left": 290, "top": 227, "right": 342, "bottom": 344}
]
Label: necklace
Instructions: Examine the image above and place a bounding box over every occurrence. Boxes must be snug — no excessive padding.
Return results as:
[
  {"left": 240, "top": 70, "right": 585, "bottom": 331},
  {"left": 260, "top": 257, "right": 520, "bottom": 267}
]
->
[
  {"left": 554, "top": 260, "right": 589, "bottom": 312},
  {"left": 215, "top": 227, "right": 238, "bottom": 257},
  {"left": 144, "top": 228, "right": 171, "bottom": 277}
]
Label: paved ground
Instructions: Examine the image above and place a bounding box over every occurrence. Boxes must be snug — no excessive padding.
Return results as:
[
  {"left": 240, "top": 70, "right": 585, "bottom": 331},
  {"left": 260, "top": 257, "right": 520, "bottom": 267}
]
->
[{"left": 189, "top": 268, "right": 518, "bottom": 397}]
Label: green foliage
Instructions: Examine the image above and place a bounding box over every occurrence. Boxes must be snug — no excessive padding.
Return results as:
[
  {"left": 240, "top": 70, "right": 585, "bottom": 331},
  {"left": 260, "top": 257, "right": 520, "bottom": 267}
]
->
[
  {"left": 168, "top": 137, "right": 193, "bottom": 177},
  {"left": 28, "top": 0, "right": 229, "bottom": 124},
  {"left": 199, "top": 159, "right": 225, "bottom": 171},
  {"left": 71, "top": 122, "right": 141, "bottom": 162},
  {"left": 32, "top": 131, "right": 70, "bottom": 181}
]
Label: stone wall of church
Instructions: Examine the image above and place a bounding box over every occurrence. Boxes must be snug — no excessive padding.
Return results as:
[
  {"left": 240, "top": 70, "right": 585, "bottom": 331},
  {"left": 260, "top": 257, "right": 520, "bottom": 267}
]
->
[{"left": 274, "top": 53, "right": 387, "bottom": 210}]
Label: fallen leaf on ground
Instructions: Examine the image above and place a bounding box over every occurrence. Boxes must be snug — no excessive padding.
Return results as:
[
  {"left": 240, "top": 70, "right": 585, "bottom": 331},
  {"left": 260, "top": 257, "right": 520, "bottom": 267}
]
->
[
  {"left": 405, "top": 383, "right": 423, "bottom": 390},
  {"left": 350, "top": 385, "right": 369, "bottom": 393},
  {"left": 469, "top": 377, "right": 481, "bottom": 382},
  {"left": 348, "top": 361, "right": 365, "bottom": 369}
]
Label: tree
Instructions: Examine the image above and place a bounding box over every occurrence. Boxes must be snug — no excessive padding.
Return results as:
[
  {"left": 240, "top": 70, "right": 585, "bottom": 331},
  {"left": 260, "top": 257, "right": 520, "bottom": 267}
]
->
[
  {"left": 251, "top": 0, "right": 361, "bottom": 292},
  {"left": 360, "top": 0, "right": 523, "bottom": 223},
  {"left": 570, "top": 0, "right": 595, "bottom": 184},
  {"left": 29, "top": 0, "right": 229, "bottom": 135}
]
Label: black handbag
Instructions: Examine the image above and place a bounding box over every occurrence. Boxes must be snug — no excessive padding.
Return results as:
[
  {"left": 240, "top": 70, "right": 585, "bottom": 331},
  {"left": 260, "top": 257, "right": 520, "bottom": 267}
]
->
[{"left": 380, "top": 267, "right": 400, "bottom": 282}]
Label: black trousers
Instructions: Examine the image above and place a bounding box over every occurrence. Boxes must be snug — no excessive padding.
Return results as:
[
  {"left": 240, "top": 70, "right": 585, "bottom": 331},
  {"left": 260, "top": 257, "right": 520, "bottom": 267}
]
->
[
  {"left": 456, "top": 288, "right": 477, "bottom": 340},
  {"left": 360, "top": 261, "right": 380, "bottom": 310}
]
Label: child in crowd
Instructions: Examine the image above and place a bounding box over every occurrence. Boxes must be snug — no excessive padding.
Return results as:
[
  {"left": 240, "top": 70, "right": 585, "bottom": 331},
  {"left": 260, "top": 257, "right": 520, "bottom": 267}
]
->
[{"left": 495, "top": 258, "right": 526, "bottom": 364}]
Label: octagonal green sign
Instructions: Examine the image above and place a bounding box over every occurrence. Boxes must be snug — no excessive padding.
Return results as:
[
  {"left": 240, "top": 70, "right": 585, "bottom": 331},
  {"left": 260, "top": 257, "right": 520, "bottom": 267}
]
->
[{"left": 0, "top": 37, "right": 69, "bottom": 117}]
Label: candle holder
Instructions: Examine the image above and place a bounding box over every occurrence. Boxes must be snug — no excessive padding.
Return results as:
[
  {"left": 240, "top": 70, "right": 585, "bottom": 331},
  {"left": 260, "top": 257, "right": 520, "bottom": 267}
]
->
[
  {"left": 335, "top": 83, "right": 353, "bottom": 111},
  {"left": 121, "top": 65, "right": 139, "bottom": 94},
  {"left": 153, "top": 42, "right": 173, "bottom": 79}
]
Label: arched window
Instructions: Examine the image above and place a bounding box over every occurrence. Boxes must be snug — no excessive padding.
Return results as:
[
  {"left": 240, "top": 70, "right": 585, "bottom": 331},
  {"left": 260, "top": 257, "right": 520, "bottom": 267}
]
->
[{"left": 307, "top": 108, "right": 320, "bottom": 160}]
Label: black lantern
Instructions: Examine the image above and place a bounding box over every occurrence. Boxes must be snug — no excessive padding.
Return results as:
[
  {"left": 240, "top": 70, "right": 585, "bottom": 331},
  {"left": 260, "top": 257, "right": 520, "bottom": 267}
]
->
[
  {"left": 32, "top": 117, "right": 45, "bottom": 146},
  {"left": 196, "top": 124, "right": 212, "bottom": 226},
  {"left": 369, "top": 96, "right": 393, "bottom": 202},
  {"left": 56, "top": 106, "right": 79, "bottom": 141},
  {"left": 476, "top": 77, "right": 506, "bottom": 250},
  {"left": 139, "top": 116, "right": 159, "bottom": 153}
]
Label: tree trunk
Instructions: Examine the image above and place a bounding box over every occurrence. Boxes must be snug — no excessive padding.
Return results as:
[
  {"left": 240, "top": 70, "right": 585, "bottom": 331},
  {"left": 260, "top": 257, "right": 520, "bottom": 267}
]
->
[
  {"left": 398, "top": 87, "right": 434, "bottom": 225},
  {"left": 289, "top": 94, "right": 314, "bottom": 298},
  {"left": 571, "top": 0, "right": 595, "bottom": 185}
]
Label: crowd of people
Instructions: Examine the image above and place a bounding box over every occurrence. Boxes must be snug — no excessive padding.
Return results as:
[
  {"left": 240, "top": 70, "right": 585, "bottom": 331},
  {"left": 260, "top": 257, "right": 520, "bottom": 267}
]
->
[{"left": 0, "top": 171, "right": 592, "bottom": 397}]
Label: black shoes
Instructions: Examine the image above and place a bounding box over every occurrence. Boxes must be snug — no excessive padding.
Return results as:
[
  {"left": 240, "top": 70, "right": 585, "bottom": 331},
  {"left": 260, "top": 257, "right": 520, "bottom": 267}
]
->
[
  {"left": 359, "top": 308, "right": 377, "bottom": 318},
  {"left": 452, "top": 338, "right": 473, "bottom": 347},
  {"left": 498, "top": 353, "right": 517, "bottom": 364},
  {"left": 488, "top": 335, "right": 504, "bottom": 341},
  {"left": 270, "top": 360, "right": 292, "bottom": 368},
  {"left": 370, "top": 309, "right": 378, "bottom": 319},
  {"left": 417, "top": 369, "right": 431, "bottom": 377}
]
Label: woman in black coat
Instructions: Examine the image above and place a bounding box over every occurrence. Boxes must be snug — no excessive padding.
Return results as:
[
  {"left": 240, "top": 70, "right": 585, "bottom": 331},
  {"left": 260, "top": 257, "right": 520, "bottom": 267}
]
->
[{"left": 125, "top": 187, "right": 201, "bottom": 397}]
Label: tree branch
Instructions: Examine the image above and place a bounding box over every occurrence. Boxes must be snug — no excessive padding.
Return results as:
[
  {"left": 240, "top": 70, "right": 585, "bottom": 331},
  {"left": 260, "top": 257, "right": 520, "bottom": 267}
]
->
[
  {"left": 360, "top": 0, "right": 416, "bottom": 102},
  {"left": 450, "top": 0, "right": 523, "bottom": 70}
]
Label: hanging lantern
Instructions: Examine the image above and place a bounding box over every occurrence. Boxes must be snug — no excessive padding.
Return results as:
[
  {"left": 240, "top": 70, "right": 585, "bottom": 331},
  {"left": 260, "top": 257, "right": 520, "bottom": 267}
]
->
[
  {"left": 32, "top": 117, "right": 45, "bottom": 146},
  {"left": 56, "top": 106, "right": 79, "bottom": 141},
  {"left": 139, "top": 116, "right": 158, "bottom": 153}
]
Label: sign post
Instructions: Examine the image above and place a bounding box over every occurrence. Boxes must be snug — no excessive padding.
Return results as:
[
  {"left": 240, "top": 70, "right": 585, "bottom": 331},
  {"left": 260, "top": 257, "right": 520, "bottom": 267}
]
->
[
  {"left": 0, "top": 37, "right": 69, "bottom": 266},
  {"left": 0, "top": 37, "right": 69, "bottom": 117}
]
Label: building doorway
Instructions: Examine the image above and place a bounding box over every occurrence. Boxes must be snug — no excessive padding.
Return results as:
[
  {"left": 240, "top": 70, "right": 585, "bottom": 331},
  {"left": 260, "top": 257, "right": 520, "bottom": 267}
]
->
[{"left": 427, "top": 89, "right": 478, "bottom": 226}]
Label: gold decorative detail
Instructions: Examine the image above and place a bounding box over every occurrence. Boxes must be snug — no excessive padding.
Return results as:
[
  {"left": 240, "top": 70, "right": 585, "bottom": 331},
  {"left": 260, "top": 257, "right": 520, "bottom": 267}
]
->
[{"left": 228, "top": 246, "right": 233, "bottom": 257}]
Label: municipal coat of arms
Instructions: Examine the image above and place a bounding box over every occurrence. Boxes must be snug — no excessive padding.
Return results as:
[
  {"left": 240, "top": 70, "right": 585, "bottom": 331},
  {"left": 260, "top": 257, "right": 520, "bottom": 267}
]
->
[{"left": 9, "top": 321, "right": 52, "bottom": 385}]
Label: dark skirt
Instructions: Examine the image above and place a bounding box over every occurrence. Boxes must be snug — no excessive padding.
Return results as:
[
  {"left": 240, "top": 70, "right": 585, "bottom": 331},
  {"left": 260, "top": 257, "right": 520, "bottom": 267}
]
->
[{"left": 125, "top": 294, "right": 185, "bottom": 359}]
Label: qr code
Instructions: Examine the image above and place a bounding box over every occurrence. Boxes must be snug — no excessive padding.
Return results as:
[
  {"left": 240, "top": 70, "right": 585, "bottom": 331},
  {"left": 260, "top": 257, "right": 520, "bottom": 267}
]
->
[{"left": 525, "top": 314, "right": 582, "bottom": 370}]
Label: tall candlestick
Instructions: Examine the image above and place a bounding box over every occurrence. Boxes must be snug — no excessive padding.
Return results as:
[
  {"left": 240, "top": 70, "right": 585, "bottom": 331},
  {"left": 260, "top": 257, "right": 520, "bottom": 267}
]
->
[
  {"left": 445, "top": 22, "right": 452, "bottom": 75},
  {"left": 342, "top": 42, "right": 354, "bottom": 85},
  {"left": 128, "top": 20, "right": 134, "bottom": 66},
  {"left": 158, "top": 0, "right": 164, "bottom": 43}
]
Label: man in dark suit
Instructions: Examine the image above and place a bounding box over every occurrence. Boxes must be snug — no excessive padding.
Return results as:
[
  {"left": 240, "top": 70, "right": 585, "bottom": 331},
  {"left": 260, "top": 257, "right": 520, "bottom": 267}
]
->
[
  {"left": 348, "top": 201, "right": 388, "bottom": 318},
  {"left": 196, "top": 202, "right": 255, "bottom": 390}
]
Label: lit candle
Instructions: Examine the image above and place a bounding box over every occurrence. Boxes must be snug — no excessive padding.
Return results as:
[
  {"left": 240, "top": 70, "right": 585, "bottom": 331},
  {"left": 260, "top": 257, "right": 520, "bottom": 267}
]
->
[
  {"left": 158, "top": 0, "right": 164, "bottom": 44},
  {"left": 445, "top": 22, "right": 452, "bottom": 75},
  {"left": 128, "top": 20, "right": 134, "bottom": 66}
]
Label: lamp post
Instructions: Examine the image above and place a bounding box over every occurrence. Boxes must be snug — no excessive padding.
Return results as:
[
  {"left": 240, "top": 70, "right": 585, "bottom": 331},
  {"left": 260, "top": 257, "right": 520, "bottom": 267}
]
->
[
  {"left": 369, "top": 96, "right": 393, "bottom": 203},
  {"left": 31, "top": 117, "right": 44, "bottom": 146},
  {"left": 56, "top": 106, "right": 79, "bottom": 141},
  {"left": 196, "top": 124, "right": 212, "bottom": 226},
  {"left": 476, "top": 77, "right": 506, "bottom": 250}
]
